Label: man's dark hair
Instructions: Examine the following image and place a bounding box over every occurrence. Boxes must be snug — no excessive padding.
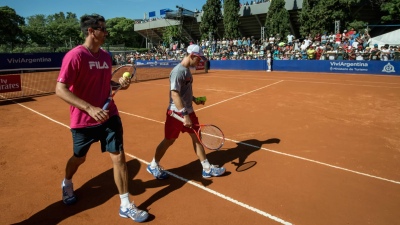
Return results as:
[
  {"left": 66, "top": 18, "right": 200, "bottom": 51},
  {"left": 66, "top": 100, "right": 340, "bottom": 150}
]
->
[{"left": 80, "top": 14, "right": 106, "bottom": 36}]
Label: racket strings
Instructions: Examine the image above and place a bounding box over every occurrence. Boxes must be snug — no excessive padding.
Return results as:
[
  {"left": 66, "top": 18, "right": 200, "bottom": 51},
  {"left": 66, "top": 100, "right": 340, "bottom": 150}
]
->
[{"left": 199, "top": 125, "right": 224, "bottom": 150}]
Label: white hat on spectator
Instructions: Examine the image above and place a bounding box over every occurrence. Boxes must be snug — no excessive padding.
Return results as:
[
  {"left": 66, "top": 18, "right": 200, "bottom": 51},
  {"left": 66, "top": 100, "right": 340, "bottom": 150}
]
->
[{"left": 187, "top": 44, "right": 207, "bottom": 61}]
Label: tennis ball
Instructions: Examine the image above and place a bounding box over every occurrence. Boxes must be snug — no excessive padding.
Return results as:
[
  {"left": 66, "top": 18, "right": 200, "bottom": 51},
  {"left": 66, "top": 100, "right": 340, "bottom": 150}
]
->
[{"left": 122, "top": 72, "right": 130, "bottom": 79}]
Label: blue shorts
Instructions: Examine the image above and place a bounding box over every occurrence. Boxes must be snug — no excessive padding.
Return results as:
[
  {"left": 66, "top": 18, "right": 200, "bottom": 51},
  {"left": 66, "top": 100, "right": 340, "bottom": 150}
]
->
[{"left": 71, "top": 115, "right": 123, "bottom": 157}]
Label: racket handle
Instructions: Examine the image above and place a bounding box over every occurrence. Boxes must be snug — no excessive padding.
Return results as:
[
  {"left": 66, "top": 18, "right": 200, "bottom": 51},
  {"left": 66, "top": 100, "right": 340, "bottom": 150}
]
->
[
  {"left": 102, "top": 98, "right": 112, "bottom": 110},
  {"left": 169, "top": 111, "right": 185, "bottom": 122}
]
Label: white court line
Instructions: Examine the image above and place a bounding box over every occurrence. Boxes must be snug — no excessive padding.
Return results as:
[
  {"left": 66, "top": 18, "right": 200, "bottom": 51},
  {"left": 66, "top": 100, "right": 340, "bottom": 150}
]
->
[
  {"left": 125, "top": 152, "right": 293, "bottom": 225},
  {"left": 9, "top": 102, "right": 293, "bottom": 225},
  {"left": 119, "top": 111, "right": 400, "bottom": 185},
  {"left": 197, "top": 80, "right": 284, "bottom": 111},
  {"left": 9, "top": 75, "right": 400, "bottom": 224},
  {"left": 207, "top": 75, "right": 400, "bottom": 89}
]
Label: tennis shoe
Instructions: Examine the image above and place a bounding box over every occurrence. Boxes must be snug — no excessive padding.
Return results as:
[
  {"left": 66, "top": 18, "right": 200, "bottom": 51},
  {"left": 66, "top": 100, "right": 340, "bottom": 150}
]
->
[
  {"left": 62, "top": 182, "right": 77, "bottom": 205},
  {"left": 119, "top": 202, "right": 149, "bottom": 223},
  {"left": 202, "top": 165, "right": 226, "bottom": 178},
  {"left": 147, "top": 164, "right": 169, "bottom": 179}
]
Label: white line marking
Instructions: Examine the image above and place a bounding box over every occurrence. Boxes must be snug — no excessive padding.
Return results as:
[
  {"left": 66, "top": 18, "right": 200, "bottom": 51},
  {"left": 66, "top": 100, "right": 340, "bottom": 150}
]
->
[
  {"left": 226, "top": 138, "right": 400, "bottom": 185},
  {"left": 11, "top": 105, "right": 293, "bottom": 224},
  {"left": 125, "top": 152, "right": 293, "bottom": 225},
  {"left": 207, "top": 75, "right": 400, "bottom": 89},
  {"left": 197, "top": 80, "right": 284, "bottom": 111},
  {"left": 118, "top": 111, "right": 400, "bottom": 184}
]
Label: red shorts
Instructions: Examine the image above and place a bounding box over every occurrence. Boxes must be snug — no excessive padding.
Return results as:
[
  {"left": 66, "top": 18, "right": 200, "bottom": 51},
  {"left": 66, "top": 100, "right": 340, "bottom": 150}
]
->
[{"left": 165, "top": 110, "right": 199, "bottom": 139}]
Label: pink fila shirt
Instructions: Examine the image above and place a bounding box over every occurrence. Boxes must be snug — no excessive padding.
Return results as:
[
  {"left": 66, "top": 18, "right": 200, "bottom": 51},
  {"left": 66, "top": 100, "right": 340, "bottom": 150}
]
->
[{"left": 57, "top": 45, "right": 118, "bottom": 128}]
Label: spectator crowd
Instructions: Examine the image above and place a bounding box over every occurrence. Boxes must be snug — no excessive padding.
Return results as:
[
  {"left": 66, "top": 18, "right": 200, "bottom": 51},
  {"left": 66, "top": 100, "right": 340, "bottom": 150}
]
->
[{"left": 113, "top": 28, "right": 400, "bottom": 64}]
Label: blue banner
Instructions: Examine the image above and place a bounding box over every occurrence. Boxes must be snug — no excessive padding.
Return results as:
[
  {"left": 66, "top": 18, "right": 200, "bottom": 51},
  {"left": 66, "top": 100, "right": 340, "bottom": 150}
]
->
[
  {"left": 1, "top": 52, "right": 399, "bottom": 76},
  {"left": 273, "top": 60, "right": 400, "bottom": 76},
  {"left": 149, "top": 11, "right": 156, "bottom": 17},
  {"left": 0, "top": 52, "right": 66, "bottom": 70}
]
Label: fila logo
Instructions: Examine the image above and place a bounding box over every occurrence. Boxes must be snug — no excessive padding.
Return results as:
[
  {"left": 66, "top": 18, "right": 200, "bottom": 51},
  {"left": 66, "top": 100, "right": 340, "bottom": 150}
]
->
[{"left": 89, "top": 61, "right": 109, "bottom": 69}]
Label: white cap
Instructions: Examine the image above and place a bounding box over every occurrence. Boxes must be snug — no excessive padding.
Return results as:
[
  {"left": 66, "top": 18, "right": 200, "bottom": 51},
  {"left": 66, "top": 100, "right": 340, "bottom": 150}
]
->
[{"left": 187, "top": 44, "right": 207, "bottom": 61}]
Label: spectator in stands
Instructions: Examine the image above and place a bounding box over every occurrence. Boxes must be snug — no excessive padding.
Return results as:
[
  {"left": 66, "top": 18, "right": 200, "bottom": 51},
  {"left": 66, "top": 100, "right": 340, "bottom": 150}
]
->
[
  {"left": 316, "top": 45, "right": 325, "bottom": 60},
  {"left": 336, "top": 46, "right": 345, "bottom": 60},
  {"left": 381, "top": 45, "right": 390, "bottom": 61},
  {"left": 307, "top": 46, "right": 316, "bottom": 60},
  {"left": 321, "top": 32, "right": 328, "bottom": 45},
  {"left": 314, "top": 32, "right": 321, "bottom": 45},
  {"left": 55, "top": 14, "right": 148, "bottom": 222},
  {"left": 335, "top": 30, "right": 342, "bottom": 45},
  {"left": 348, "top": 48, "right": 356, "bottom": 60},
  {"left": 146, "top": 44, "right": 226, "bottom": 180},
  {"left": 287, "top": 33, "right": 295, "bottom": 45},
  {"left": 369, "top": 44, "right": 381, "bottom": 60}
]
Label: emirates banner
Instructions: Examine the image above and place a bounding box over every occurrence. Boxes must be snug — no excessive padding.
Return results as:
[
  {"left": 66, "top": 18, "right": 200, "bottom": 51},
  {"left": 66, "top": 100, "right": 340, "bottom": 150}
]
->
[
  {"left": 0, "top": 75, "right": 22, "bottom": 93},
  {"left": 196, "top": 60, "right": 205, "bottom": 70}
]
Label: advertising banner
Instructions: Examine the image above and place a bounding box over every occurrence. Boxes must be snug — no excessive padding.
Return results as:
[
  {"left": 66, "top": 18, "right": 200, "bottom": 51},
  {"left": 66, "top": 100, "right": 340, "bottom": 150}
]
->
[{"left": 0, "top": 74, "right": 22, "bottom": 93}]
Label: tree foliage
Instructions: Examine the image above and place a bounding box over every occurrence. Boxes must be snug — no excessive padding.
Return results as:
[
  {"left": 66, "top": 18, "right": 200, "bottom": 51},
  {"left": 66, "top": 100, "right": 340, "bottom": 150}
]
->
[
  {"left": 161, "top": 25, "right": 182, "bottom": 46},
  {"left": 223, "top": 0, "right": 241, "bottom": 39},
  {"left": 0, "top": 6, "right": 25, "bottom": 50},
  {"left": 380, "top": 0, "right": 400, "bottom": 22},
  {"left": 105, "top": 17, "right": 141, "bottom": 47},
  {"left": 199, "top": 0, "right": 223, "bottom": 40},
  {"left": 298, "top": 0, "right": 379, "bottom": 37},
  {"left": 264, "top": 0, "right": 291, "bottom": 40}
]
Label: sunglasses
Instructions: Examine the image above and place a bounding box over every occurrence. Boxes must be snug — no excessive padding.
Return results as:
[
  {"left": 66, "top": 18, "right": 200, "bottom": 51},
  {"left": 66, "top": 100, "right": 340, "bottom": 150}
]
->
[{"left": 92, "top": 26, "right": 107, "bottom": 32}]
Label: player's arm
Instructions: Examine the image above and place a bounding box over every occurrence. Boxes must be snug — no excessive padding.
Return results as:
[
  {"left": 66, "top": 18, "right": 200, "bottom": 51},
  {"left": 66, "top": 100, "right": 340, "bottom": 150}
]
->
[
  {"left": 170, "top": 90, "right": 191, "bottom": 127},
  {"left": 55, "top": 82, "right": 109, "bottom": 122}
]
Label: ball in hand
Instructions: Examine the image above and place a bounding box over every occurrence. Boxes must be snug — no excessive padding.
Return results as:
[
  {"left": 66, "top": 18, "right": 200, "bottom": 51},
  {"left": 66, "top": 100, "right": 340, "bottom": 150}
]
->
[{"left": 122, "top": 72, "right": 131, "bottom": 79}]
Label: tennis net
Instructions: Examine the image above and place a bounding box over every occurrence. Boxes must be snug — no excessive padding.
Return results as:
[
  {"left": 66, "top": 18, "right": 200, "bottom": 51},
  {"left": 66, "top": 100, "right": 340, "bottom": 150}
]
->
[{"left": 0, "top": 61, "right": 200, "bottom": 102}]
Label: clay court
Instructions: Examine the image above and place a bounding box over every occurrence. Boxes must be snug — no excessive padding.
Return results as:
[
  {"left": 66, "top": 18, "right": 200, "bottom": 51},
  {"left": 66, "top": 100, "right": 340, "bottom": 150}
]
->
[{"left": 1, "top": 70, "right": 399, "bottom": 225}]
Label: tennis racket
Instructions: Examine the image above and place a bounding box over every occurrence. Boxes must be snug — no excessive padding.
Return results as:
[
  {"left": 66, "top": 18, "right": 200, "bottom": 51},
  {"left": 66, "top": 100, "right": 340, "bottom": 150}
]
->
[
  {"left": 103, "top": 64, "right": 136, "bottom": 110},
  {"left": 169, "top": 111, "right": 225, "bottom": 150}
]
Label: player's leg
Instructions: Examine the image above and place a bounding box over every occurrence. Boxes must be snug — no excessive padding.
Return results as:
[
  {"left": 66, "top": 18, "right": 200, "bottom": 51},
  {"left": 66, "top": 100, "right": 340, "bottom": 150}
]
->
[
  {"left": 188, "top": 113, "right": 226, "bottom": 178},
  {"left": 105, "top": 116, "right": 149, "bottom": 222},
  {"left": 148, "top": 111, "right": 182, "bottom": 179},
  {"left": 147, "top": 138, "right": 174, "bottom": 179},
  {"left": 62, "top": 127, "right": 95, "bottom": 205}
]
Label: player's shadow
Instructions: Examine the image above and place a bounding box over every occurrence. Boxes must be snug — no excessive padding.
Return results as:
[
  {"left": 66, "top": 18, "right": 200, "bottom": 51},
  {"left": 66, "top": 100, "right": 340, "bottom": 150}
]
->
[
  {"left": 135, "top": 158, "right": 214, "bottom": 210},
  {"left": 206, "top": 138, "right": 281, "bottom": 171},
  {"left": 137, "top": 138, "right": 281, "bottom": 210},
  {"left": 11, "top": 158, "right": 213, "bottom": 224},
  {"left": 11, "top": 159, "right": 152, "bottom": 224}
]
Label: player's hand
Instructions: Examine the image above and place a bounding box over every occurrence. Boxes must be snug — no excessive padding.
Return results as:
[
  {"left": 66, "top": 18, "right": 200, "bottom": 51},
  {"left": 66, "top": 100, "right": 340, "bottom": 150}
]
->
[
  {"left": 183, "top": 115, "right": 192, "bottom": 128},
  {"left": 87, "top": 106, "right": 109, "bottom": 122},
  {"left": 119, "top": 77, "right": 131, "bottom": 88}
]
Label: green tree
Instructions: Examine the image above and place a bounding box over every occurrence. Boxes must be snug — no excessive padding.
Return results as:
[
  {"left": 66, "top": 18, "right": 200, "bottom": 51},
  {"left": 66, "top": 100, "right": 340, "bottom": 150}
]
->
[
  {"left": 106, "top": 17, "right": 141, "bottom": 47},
  {"left": 199, "top": 0, "right": 223, "bottom": 40},
  {"left": 223, "top": 0, "right": 241, "bottom": 39},
  {"left": 45, "top": 12, "right": 80, "bottom": 51},
  {"left": 380, "top": 0, "right": 400, "bottom": 22},
  {"left": 161, "top": 25, "right": 180, "bottom": 46},
  {"left": 299, "top": 0, "right": 371, "bottom": 38},
  {"left": 264, "top": 0, "right": 291, "bottom": 40},
  {"left": 24, "top": 14, "right": 48, "bottom": 46},
  {"left": 0, "top": 6, "right": 25, "bottom": 51}
]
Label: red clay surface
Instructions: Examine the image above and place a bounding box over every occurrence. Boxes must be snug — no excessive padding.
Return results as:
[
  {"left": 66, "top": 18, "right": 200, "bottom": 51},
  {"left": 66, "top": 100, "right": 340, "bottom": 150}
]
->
[{"left": 1, "top": 70, "right": 400, "bottom": 225}]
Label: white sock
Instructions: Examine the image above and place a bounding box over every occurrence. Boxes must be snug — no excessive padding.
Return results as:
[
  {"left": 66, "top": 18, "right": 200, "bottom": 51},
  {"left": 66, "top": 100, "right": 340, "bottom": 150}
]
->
[
  {"left": 150, "top": 158, "right": 158, "bottom": 168},
  {"left": 63, "top": 178, "right": 72, "bottom": 186},
  {"left": 201, "top": 159, "right": 211, "bottom": 171},
  {"left": 120, "top": 193, "right": 131, "bottom": 209}
]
